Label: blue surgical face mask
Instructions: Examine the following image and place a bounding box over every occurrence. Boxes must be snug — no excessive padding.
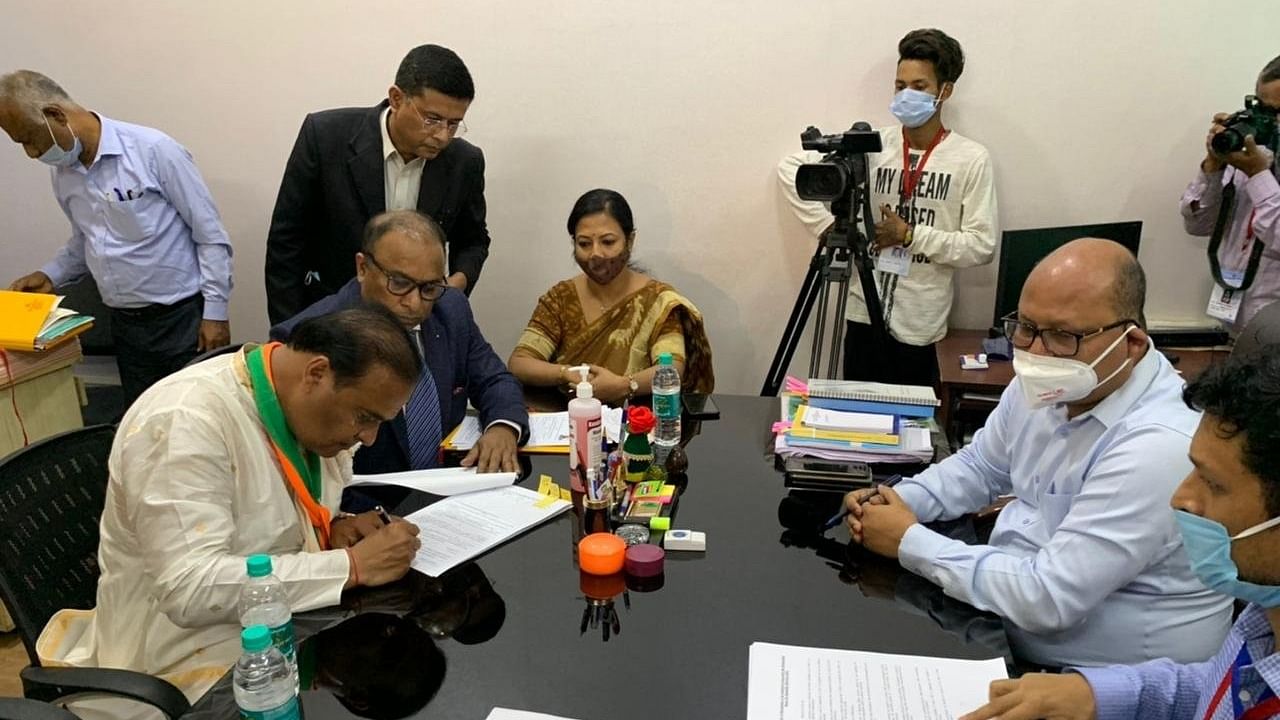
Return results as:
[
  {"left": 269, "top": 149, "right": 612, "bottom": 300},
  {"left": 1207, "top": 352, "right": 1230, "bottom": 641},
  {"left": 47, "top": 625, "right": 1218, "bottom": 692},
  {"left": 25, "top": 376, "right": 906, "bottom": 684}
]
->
[
  {"left": 38, "top": 115, "right": 82, "bottom": 168},
  {"left": 1174, "top": 509, "right": 1280, "bottom": 607},
  {"left": 889, "top": 88, "right": 939, "bottom": 129}
]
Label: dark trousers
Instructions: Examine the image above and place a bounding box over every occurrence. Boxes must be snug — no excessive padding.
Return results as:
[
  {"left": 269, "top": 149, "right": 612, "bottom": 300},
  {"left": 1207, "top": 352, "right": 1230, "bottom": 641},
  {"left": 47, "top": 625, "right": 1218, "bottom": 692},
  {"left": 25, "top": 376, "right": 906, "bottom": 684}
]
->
[
  {"left": 843, "top": 321, "right": 940, "bottom": 387},
  {"left": 110, "top": 294, "right": 203, "bottom": 410}
]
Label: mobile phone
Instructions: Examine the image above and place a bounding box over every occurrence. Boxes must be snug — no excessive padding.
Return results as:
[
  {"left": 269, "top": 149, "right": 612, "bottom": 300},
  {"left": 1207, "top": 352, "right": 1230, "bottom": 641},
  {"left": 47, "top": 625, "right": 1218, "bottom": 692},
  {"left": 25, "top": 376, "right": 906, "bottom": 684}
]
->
[{"left": 682, "top": 393, "right": 721, "bottom": 420}]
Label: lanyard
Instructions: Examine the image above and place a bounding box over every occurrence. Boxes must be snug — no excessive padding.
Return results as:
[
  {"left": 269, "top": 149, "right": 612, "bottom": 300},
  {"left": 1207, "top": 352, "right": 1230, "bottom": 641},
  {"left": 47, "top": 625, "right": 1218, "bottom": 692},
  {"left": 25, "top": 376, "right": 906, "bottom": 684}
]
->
[
  {"left": 899, "top": 126, "right": 949, "bottom": 212},
  {"left": 1204, "top": 644, "right": 1280, "bottom": 720},
  {"left": 246, "top": 342, "right": 332, "bottom": 549}
]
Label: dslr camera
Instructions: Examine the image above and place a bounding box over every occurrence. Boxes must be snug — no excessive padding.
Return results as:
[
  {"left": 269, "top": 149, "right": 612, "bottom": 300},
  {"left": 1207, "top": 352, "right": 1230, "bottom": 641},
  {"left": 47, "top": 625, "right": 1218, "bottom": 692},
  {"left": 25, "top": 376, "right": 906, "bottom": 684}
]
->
[
  {"left": 794, "top": 124, "right": 883, "bottom": 202},
  {"left": 1211, "top": 95, "right": 1279, "bottom": 155}
]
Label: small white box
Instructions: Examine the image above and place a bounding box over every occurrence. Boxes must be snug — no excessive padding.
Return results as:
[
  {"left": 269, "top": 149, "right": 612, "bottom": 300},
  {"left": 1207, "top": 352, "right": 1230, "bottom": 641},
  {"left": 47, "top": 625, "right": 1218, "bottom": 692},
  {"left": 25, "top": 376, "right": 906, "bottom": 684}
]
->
[{"left": 664, "top": 529, "right": 706, "bottom": 551}]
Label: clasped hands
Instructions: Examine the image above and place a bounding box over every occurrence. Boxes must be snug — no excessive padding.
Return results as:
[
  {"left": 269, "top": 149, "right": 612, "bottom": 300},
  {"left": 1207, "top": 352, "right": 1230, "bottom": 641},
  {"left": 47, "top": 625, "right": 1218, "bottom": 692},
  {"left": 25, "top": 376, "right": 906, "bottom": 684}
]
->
[{"left": 842, "top": 484, "right": 917, "bottom": 559}]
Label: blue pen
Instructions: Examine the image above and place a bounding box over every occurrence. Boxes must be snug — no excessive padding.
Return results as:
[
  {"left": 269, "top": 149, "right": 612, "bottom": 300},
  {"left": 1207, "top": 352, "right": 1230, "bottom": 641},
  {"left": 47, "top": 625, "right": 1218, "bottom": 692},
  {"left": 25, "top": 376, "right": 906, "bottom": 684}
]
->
[{"left": 821, "top": 474, "right": 904, "bottom": 532}]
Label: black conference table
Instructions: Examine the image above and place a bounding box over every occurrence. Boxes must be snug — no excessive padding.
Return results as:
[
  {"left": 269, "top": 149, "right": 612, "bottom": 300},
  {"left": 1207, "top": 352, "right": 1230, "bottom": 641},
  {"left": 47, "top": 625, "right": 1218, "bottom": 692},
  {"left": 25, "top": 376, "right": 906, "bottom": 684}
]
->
[{"left": 187, "top": 394, "right": 1009, "bottom": 720}]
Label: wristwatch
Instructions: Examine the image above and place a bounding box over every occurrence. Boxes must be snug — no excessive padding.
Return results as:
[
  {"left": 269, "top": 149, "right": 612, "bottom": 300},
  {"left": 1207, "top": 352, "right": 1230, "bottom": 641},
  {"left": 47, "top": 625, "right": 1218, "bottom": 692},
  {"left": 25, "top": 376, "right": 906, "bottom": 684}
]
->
[{"left": 627, "top": 376, "right": 639, "bottom": 399}]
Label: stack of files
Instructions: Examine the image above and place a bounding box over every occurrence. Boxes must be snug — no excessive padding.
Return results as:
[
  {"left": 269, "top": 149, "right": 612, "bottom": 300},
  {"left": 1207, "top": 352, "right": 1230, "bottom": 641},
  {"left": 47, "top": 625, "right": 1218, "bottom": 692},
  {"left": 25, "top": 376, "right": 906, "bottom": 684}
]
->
[
  {"left": 806, "top": 378, "right": 941, "bottom": 418},
  {"left": 0, "top": 291, "right": 94, "bottom": 352},
  {"left": 775, "top": 424, "right": 933, "bottom": 463},
  {"left": 0, "top": 337, "right": 82, "bottom": 387}
]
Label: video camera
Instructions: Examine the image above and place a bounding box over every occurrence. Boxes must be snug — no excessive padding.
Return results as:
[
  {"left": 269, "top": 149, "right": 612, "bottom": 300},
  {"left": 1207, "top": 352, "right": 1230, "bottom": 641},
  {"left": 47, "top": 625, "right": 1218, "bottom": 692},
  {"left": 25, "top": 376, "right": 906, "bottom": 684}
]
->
[
  {"left": 1212, "top": 95, "right": 1279, "bottom": 155},
  {"left": 794, "top": 124, "right": 883, "bottom": 202}
]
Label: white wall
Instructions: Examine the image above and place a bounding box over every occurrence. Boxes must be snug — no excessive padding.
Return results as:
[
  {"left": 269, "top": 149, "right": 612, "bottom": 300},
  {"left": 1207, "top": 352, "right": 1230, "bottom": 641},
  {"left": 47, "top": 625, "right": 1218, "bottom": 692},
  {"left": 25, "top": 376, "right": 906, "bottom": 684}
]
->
[{"left": 1, "top": 1, "right": 1276, "bottom": 394}]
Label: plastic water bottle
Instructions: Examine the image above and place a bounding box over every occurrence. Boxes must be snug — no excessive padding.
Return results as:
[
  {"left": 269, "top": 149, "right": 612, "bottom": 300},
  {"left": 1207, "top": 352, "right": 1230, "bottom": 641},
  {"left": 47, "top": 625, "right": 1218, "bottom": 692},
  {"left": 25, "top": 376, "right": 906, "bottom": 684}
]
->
[
  {"left": 238, "top": 555, "right": 296, "bottom": 667},
  {"left": 652, "top": 352, "right": 681, "bottom": 451},
  {"left": 233, "top": 625, "right": 300, "bottom": 720}
]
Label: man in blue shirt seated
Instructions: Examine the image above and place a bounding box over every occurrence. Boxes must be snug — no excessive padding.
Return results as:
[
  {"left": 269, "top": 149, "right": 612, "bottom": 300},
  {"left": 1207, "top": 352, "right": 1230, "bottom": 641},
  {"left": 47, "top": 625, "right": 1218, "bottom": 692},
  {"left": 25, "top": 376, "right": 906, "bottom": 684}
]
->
[
  {"left": 960, "top": 345, "right": 1280, "bottom": 720},
  {"left": 0, "top": 70, "right": 234, "bottom": 408},
  {"left": 271, "top": 209, "right": 527, "bottom": 499},
  {"left": 846, "top": 238, "right": 1232, "bottom": 667}
]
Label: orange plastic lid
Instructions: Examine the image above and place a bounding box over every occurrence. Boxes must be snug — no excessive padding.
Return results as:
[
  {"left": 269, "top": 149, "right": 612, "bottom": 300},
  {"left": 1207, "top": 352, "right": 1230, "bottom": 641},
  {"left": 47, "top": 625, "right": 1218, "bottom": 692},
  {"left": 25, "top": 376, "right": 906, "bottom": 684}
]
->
[{"left": 579, "top": 532, "right": 626, "bottom": 575}]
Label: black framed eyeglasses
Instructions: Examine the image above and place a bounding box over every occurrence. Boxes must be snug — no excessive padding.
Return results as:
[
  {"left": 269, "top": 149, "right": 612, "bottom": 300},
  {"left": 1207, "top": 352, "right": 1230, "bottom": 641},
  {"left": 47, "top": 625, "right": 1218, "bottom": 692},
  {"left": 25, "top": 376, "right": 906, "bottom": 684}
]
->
[
  {"left": 364, "top": 253, "right": 448, "bottom": 301},
  {"left": 1001, "top": 313, "right": 1137, "bottom": 357}
]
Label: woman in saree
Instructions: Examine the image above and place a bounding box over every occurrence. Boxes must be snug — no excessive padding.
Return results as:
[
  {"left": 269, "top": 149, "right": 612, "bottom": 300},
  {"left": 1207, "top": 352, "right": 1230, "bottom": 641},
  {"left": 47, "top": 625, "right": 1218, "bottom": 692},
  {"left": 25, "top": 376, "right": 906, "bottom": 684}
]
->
[{"left": 508, "top": 188, "right": 714, "bottom": 405}]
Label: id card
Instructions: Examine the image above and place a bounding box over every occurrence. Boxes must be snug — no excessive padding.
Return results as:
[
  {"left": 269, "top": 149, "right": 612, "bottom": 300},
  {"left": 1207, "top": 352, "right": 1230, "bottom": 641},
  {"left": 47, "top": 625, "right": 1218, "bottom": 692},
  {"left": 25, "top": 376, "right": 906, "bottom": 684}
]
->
[
  {"left": 876, "top": 246, "right": 912, "bottom": 277},
  {"left": 1206, "top": 270, "right": 1244, "bottom": 323}
]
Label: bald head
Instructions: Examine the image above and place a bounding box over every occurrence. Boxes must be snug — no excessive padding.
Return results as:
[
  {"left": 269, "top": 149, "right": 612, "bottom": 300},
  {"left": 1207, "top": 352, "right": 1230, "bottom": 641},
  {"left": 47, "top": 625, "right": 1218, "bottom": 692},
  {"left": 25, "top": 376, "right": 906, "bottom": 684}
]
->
[{"left": 1021, "top": 238, "right": 1145, "bottom": 329}]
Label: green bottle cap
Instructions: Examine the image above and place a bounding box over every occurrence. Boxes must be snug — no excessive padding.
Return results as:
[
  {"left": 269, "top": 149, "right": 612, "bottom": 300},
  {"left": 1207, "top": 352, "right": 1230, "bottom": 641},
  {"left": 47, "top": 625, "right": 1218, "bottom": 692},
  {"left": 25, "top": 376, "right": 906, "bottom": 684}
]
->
[
  {"left": 659, "top": 353, "right": 673, "bottom": 365},
  {"left": 241, "top": 625, "right": 271, "bottom": 652},
  {"left": 246, "top": 554, "right": 273, "bottom": 578}
]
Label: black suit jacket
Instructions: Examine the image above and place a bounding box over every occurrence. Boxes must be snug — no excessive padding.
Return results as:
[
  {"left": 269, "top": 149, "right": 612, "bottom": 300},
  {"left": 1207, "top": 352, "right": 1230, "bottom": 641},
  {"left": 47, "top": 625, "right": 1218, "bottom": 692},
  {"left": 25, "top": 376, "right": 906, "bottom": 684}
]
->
[
  {"left": 264, "top": 100, "right": 491, "bottom": 325},
  {"left": 270, "top": 280, "right": 528, "bottom": 475}
]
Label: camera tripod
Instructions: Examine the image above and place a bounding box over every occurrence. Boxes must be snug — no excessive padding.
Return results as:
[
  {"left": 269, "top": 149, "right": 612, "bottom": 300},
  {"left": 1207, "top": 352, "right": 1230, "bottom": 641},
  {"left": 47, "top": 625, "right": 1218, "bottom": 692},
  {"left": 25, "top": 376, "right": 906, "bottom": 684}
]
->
[{"left": 761, "top": 136, "right": 890, "bottom": 397}]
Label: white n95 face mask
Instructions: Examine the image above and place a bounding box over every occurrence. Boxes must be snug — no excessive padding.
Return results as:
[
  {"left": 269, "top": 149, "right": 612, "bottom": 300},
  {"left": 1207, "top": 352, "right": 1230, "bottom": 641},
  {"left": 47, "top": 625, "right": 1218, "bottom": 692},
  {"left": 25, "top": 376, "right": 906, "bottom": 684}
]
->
[{"left": 1012, "top": 326, "right": 1135, "bottom": 409}]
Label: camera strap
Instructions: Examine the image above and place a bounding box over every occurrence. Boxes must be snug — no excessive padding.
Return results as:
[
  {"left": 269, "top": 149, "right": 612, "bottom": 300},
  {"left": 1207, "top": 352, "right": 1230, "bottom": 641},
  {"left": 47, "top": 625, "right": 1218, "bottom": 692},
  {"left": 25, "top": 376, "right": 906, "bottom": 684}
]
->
[{"left": 1207, "top": 177, "right": 1265, "bottom": 292}]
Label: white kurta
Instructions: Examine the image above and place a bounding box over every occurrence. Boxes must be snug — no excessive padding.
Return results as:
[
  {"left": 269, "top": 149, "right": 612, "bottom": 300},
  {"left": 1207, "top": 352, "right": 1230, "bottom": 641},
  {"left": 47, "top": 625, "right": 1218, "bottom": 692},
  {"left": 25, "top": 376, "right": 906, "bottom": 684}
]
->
[{"left": 37, "top": 348, "right": 351, "bottom": 702}]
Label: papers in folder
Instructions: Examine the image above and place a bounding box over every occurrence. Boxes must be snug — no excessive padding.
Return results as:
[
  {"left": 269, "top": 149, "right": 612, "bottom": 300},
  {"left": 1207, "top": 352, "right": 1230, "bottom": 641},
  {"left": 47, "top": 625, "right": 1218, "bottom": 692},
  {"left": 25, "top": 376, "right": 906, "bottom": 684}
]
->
[
  {"left": 442, "top": 408, "right": 624, "bottom": 454},
  {"left": 747, "top": 642, "right": 1006, "bottom": 720},
  {"left": 404, "top": 485, "right": 570, "bottom": 577},
  {"left": 0, "top": 291, "right": 94, "bottom": 351}
]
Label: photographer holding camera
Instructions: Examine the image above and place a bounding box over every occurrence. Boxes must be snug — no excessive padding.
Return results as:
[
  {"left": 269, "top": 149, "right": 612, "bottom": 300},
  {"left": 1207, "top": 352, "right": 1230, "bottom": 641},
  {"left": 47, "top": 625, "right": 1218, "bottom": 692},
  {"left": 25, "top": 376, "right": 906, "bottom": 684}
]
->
[
  {"left": 1181, "top": 54, "right": 1280, "bottom": 335},
  {"left": 778, "top": 29, "right": 998, "bottom": 386}
]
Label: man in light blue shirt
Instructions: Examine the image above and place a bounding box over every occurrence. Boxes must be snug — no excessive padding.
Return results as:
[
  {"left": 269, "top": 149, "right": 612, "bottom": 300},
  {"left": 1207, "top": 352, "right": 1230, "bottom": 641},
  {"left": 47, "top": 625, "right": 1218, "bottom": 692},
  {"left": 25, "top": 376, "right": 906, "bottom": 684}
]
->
[
  {"left": 959, "top": 345, "right": 1280, "bottom": 720},
  {"left": 0, "top": 70, "right": 233, "bottom": 407},
  {"left": 846, "top": 238, "right": 1231, "bottom": 667}
]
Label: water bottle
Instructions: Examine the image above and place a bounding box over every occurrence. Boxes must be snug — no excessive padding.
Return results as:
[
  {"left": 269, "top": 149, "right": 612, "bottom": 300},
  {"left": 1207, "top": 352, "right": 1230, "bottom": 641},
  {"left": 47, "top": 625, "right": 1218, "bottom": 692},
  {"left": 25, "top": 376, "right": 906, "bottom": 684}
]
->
[
  {"left": 652, "top": 352, "right": 681, "bottom": 450},
  {"left": 234, "top": 625, "right": 300, "bottom": 720},
  {"left": 238, "top": 555, "right": 296, "bottom": 667}
]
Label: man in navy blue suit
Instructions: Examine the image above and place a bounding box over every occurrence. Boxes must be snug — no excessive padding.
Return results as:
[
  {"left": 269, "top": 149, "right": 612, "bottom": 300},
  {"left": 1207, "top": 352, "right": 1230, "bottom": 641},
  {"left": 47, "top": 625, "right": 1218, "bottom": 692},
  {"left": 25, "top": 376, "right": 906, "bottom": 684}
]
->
[{"left": 272, "top": 210, "right": 528, "bottom": 491}]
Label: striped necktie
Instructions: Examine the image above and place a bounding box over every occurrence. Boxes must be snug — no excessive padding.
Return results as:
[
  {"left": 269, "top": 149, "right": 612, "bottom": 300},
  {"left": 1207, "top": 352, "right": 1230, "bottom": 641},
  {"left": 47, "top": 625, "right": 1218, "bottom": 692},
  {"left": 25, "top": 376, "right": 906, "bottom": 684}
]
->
[{"left": 404, "top": 328, "right": 442, "bottom": 469}]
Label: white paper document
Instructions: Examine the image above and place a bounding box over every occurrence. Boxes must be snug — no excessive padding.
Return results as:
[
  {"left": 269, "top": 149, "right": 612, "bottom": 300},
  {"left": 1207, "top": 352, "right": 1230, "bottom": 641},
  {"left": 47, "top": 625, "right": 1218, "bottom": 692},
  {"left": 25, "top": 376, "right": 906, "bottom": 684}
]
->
[
  {"left": 485, "top": 710, "right": 581, "bottom": 720},
  {"left": 801, "top": 407, "right": 895, "bottom": 434},
  {"left": 349, "top": 467, "right": 517, "bottom": 496},
  {"left": 485, "top": 710, "right": 580, "bottom": 720},
  {"left": 446, "top": 408, "right": 624, "bottom": 452},
  {"left": 404, "top": 485, "right": 571, "bottom": 577},
  {"left": 747, "top": 642, "right": 1006, "bottom": 720}
]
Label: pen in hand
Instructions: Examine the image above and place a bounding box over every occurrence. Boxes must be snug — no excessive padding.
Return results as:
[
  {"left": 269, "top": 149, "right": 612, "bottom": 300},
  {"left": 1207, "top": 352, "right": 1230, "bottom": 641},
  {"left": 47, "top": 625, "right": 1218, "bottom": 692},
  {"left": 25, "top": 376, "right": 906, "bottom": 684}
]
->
[
  {"left": 374, "top": 505, "right": 393, "bottom": 526},
  {"left": 821, "top": 475, "right": 904, "bottom": 532}
]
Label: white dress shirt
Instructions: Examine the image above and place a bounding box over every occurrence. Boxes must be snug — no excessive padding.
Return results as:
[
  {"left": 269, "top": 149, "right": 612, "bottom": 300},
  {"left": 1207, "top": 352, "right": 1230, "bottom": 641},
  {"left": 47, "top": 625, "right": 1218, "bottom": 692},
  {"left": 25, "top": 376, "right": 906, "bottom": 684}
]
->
[
  {"left": 37, "top": 348, "right": 351, "bottom": 702},
  {"left": 381, "top": 107, "right": 425, "bottom": 212},
  {"left": 894, "top": 344, "right": 1232, "bottom": 667}
]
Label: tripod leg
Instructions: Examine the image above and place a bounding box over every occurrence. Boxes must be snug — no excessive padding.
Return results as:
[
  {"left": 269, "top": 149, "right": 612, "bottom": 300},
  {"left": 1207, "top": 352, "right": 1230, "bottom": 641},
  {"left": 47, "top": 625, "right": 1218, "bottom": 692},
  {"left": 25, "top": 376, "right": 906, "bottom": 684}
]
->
[
  {"left": 760, "top": 241, "right": 827, "bottom": 396},
  {"left": 829, "top": 265, "right": 851, "bottom": 378}
]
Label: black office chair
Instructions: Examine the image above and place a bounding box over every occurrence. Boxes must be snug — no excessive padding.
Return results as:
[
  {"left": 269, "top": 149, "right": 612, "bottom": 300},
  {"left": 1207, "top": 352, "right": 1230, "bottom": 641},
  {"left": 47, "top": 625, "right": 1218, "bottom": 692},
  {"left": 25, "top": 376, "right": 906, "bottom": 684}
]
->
[
  {"left": 0, "top": 698, "right": 80, "bottom": 720},
  {"left": 0, "top": 426, "right": 190, "bottom": 719},
  {"left": 183, "top": 342, "right": 244, "bottom": 368}
]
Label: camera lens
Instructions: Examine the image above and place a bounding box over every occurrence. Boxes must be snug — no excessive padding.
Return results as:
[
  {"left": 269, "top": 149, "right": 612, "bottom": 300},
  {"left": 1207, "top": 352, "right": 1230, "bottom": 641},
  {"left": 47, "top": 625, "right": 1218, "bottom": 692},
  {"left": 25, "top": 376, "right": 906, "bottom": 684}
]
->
[
  {"left": 796, "top": 164, "right": 849, "bottom": 202},
  {"left": 1211, "top": 127, "right": 1246, "bottom": 155}
]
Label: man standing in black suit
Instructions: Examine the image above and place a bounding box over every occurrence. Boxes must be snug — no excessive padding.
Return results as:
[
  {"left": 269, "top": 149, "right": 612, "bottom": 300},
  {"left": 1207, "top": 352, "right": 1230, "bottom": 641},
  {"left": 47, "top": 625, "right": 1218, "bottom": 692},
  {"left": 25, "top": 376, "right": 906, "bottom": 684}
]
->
[{"left": 265, "top": 44, "right": 490, "bottom": 325}]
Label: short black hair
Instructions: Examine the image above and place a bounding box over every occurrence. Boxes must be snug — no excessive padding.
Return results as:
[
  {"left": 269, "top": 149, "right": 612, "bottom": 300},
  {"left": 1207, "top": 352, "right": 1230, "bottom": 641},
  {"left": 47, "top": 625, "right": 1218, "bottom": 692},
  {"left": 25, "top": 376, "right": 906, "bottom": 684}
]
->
[
  {"left": 1262, "top": 54, "right": 1280, "bottom": 85},
  {"left": 1112, "top": 250, "right": 1147, "bottom": 327},
  {"left": 1184, "top": 345, "right": 1280, "bottom": 516},
  {"left": 566, "top": 188, "right": 635, "bottom": 237},
  {"left": 287, "top": 304, "right": 420, "bottom": 386},
  {"left": 395, "top": 44, "right": 475, "bottom": 100},
  {"left": 898, "top": 29, "right": 965, "bottom": 86},
  {"left": 362, "top": 209, "right": 446, "bottom": 255}
]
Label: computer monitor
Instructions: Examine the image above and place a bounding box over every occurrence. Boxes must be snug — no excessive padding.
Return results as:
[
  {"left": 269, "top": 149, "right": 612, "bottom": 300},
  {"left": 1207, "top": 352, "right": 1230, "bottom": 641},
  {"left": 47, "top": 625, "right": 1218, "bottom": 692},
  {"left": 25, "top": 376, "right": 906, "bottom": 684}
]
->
[{"left": 992, "top": 221, "right": 1142, "bottom": 326}]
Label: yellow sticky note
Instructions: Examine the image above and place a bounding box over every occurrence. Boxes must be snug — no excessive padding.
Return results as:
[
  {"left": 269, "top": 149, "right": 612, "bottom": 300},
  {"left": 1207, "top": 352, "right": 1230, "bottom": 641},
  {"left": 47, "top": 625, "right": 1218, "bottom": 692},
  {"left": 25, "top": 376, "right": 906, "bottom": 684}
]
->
[
  {"left": 537, "top": 474, "right": 554, "bottom": 496},
  {"left": 559, "top": 487, "right": 572, "bottom": 501},
  {"left": 535, "top": 495, "right": 560, "bottom": 509}
]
